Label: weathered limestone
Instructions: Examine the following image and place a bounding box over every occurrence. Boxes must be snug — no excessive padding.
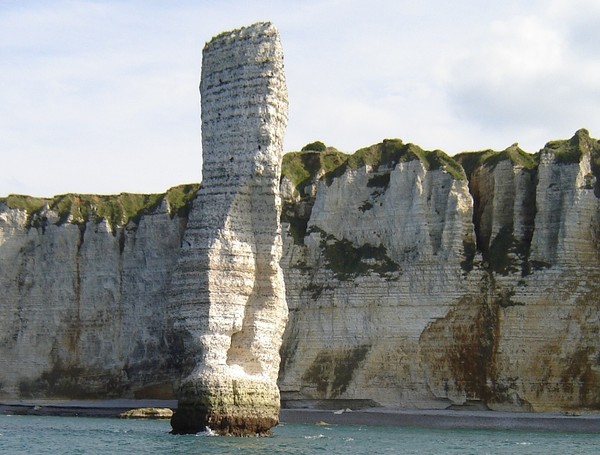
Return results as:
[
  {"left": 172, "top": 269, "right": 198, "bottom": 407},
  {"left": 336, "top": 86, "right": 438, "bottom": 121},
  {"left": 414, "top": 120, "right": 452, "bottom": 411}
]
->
[
  {"left": 119, "top": 407, "right": 174, "bottom": 419},
  {"left": 169, "top": 22, "right": 289, "bottom": 435},
  {"left": 279, "top": 130, "right": 600, "bottom": 412},
  {"left": 489, "top": 131, "right": 600, "bottom": 411},
  {"left": 279, "top": 145, "right": 479, "bottom": 408},
  {"left": 0, "top": 21, "right": 599, "bottom": 416},
  {"left": 0, "top": 199, "right": 185, "bottom": 399}
]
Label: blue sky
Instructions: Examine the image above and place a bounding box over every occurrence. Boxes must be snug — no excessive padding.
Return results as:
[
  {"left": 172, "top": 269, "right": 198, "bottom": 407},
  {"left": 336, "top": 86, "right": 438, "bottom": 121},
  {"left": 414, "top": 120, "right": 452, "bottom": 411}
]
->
[{"left": 1, "top": 0, "right": 598, "bottom": 197}]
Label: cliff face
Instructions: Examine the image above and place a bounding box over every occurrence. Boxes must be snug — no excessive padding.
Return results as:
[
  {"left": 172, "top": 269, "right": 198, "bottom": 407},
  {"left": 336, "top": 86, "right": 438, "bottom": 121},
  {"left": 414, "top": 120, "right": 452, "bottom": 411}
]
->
[
  {"left": 1, "top": 128, "right": 599, "bottom": 412},
  {"left": 279, "top": 129, "right": 600, "bottom": 412},
  {"left": 0, "top": 193, "right": 193, "bottom": 399},
  {"left": 487, "top": 132, "right": 600, "bottom": 411},
  {"left": 279, "top": 141, "right": 476, "bottom": 408}
]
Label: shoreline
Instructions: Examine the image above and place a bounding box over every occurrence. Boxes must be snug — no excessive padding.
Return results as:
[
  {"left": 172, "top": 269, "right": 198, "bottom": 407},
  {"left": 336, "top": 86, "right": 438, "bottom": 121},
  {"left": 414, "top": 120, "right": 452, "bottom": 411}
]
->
[
  {"left": 280, "top": 408, "right": 600, "bottom": 432},
  {"left": 1, "top": 400, "right": 599, "bottom": 432},
  {"left": 0, "top": 399, "right": 177, "bottom": 418}
]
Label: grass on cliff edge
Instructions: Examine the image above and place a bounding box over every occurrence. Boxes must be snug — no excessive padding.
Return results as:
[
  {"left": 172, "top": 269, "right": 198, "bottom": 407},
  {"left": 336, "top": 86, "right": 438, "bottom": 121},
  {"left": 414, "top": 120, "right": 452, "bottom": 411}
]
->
[
  {"left": 281, "top": 147, "right": 347, "bottom": 191},
  {"left": 455, "top": 144, "right": 539, "bottom": 179},
  {"left": 545, "top": 128, "right": 600, "bottom": 164},
  {"left": 282, "top": 130, "right": 597, "bottom": 191},
  {"left": 0, "top": 183, "right": 200, "bottom": 229},
  {"left": 455, "top": 129, "right": 600, "bottom": 178},
  {"left": 281, "top": 139, "right": 466, "bottom": 192},
  {"left": 346, "top": 139, "right": 465, "bottom": 180}
]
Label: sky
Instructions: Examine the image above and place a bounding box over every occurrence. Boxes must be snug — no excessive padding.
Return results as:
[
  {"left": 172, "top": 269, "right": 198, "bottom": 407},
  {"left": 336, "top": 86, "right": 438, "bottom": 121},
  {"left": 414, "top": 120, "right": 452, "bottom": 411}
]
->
[{"left": 1, "top": 0, "right": 599, "bottom": 197}]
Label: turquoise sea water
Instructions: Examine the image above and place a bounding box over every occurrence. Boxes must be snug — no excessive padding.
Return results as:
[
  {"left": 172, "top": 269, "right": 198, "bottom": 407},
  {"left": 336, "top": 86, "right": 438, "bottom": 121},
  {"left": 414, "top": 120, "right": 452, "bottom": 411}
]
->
[{"left": 1, "top": 414, "right": 599, "bottom": 454}]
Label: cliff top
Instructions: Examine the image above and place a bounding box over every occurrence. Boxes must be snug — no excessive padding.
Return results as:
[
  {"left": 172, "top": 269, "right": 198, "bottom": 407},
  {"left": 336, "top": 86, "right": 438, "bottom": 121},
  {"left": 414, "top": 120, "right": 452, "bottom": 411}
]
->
[
  {"left": 544, "top": 128, "right": 599, "bottom": 164},
  {"left": 281, "top": 139, "right": 465, "bottom": 194},
  {"left": 455, "top": 144, "right": 538, "bottom": 179},
  {"left": 3, "top": 130, "right": 597, "bottom": 229},
  {"left": 0, "top": 183, "right": 200, "bottom": 230},
  {"left": 282, "top": 129, "right": 598, "bottom": 195}
]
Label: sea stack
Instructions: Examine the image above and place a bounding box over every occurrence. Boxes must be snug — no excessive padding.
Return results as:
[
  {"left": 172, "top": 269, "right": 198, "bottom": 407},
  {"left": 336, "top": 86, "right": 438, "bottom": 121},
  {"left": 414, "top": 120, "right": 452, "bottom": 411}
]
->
[{"left": 169, "top": 22, "right": 289, "bottom": 435}]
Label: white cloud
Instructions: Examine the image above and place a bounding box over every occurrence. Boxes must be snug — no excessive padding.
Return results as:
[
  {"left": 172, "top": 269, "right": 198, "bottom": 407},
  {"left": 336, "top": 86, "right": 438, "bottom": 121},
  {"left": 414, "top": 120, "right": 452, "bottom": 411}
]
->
[
  {"left": 0, "top": 1, "right": 205, "bottom": 196},
  {"left": 0, "top": 0, "right": 598, "bottom": 196},
  {"left": 488, "top": 16, "right": 564, "bottom": 79},
  {"left": 443, "top": 0, "right": 600, "bottom": 151}
]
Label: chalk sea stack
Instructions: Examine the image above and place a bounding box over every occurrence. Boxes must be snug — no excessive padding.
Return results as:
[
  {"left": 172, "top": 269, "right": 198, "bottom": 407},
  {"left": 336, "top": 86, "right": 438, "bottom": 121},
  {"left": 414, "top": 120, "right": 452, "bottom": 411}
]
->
[{"left": 169, "top": 22, "right": 289, "bottom": 435}]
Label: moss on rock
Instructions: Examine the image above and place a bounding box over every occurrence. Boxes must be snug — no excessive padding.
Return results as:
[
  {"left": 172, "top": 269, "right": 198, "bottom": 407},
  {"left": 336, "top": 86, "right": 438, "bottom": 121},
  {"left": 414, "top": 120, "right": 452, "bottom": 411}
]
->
[
  {"left": 309, "top": 226, "right": 401, "bottom": 280},
  {"left": 1, "top": 183, "right": 200, "bottom": 230},
  {"left": 281, "top": 138, "right": 465, "bottom": 195},
  {"left": 323, "top": 139, "right": 465, "bottom": 183},
  {"left": 281, "top": 148, "right": 346, "bottom": 192},
  {"left": 455, "top": 144, "right": 539, "bottom": 179},
  {"left": 302, "top": 345, "right": 371, "bottom": 398}
]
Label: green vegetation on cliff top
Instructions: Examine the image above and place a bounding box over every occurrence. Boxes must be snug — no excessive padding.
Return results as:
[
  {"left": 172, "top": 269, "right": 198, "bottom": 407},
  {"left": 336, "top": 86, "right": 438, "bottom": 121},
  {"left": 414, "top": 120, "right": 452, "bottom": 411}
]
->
[
  {"left": 455, "top": 144, "right": 539, "bottom": 178},
  {"left": 3, "top": 130, "right": 596, "bottom": 228},
  {"left": 455, "top": 129, "right": 599, "bottom": 178},
  {"left": 281, "top": 130, "right": 598, "bottom": 198},
  {"left": 301, "top": 140, "right": 327, "bottom": 152},
  {"left": 545, "top": 128, "right": 599, "bottom": 164},
  {"left": 281, "top": 138, "right": 466, "bottom": 192},
  {"left": 0, "top": 183, "right": 200, "bottom": 229},
  {"left": 281, "top": 147, "right": 347, "bottom": 191},
  {"left": 347, "top": 139, "right": 465, "bottom": 179}
]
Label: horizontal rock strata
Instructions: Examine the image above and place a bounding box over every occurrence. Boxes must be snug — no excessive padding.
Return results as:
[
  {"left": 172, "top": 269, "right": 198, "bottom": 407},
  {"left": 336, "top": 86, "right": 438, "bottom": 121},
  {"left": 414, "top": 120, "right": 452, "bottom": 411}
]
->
[
  {"left": 1, "top": 103, "right": 598, "bottom": 415},
  {"left": 0, "top": 190, "right": 198, "bottom": 400},
  {"left": 279, "top": 129, "right": 600, "bottom": 412},
  {"left": 168, "top": 22, "right": 289, "bottom": 435}
]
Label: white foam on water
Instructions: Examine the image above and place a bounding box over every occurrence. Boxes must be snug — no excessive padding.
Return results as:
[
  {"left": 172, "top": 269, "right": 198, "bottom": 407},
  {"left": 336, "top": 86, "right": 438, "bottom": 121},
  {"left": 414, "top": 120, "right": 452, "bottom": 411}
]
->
[{"left": 192, "top": 426, "right": 217, "bottom": 437}]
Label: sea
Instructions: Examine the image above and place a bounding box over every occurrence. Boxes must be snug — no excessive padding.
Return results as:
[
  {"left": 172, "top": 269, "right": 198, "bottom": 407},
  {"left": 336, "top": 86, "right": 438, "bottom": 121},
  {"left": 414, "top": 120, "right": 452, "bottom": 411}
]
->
[{"left": 1, "top": 414, "right": 598, "bottom": 454}]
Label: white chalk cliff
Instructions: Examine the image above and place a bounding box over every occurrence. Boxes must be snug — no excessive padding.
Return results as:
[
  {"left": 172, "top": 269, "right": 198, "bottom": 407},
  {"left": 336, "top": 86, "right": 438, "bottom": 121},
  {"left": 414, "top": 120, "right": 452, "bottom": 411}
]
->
[
  {"left": 279, "top": 130, "right": 600, "bottom": 412},
  {"left": 0, "top": 23, "right": 599, "bottom": 417},
  {"left": 0, "top": 194, "right": 188, "bottom": 399},
  {"left": 168, "top": 22, "right": 289, "bottom": 435}
]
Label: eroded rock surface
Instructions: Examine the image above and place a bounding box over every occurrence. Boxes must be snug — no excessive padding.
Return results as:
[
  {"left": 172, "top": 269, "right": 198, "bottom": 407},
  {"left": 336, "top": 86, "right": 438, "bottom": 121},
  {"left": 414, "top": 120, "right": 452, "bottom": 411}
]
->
[
  {"left": 0, "top": 195, "right": 189, "bottom": 400},
  {"left": 119, "top": 407, "right": 174, "bottom": 419},
  {"left": 168, "top": 22, "right": 288, "bottom": 435},
  {"left": 1, "top": 23, "right": 599, "bottom": 417},
  {"left": 279, "top": 142, "right": 478, "bottom": 408},
  {"left": 279, "top": 129, "right": 600, "bottom": 412}
]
